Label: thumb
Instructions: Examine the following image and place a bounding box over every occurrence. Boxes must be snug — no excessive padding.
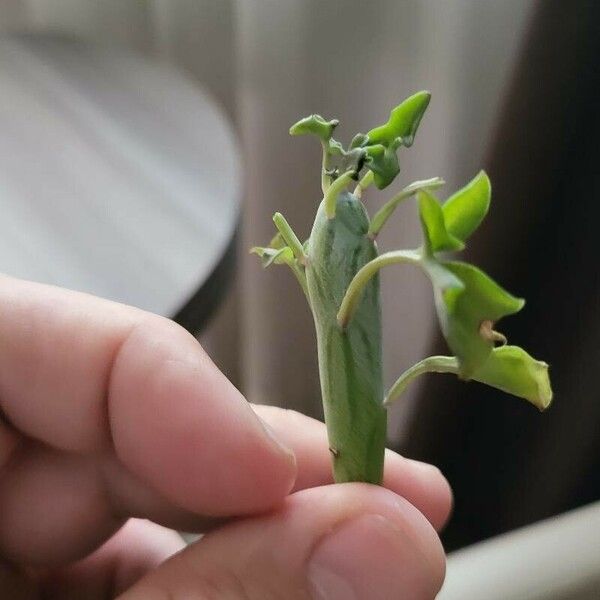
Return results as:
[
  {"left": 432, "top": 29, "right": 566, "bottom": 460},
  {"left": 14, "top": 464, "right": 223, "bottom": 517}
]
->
[{"left": 119, "top": 484, "right": 445, "bottom": 600}]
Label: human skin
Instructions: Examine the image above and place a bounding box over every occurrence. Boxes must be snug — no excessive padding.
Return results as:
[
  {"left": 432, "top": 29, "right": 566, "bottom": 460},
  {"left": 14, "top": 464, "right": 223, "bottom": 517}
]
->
[{"left": 0, "top": 275, "right": 452, "bottom": 599}]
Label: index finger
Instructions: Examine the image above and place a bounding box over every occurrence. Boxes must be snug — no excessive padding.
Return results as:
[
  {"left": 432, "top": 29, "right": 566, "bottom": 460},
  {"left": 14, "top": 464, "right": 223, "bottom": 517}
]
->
[{"left": 0, "top": 275, "right": 297, "bottom": 516}]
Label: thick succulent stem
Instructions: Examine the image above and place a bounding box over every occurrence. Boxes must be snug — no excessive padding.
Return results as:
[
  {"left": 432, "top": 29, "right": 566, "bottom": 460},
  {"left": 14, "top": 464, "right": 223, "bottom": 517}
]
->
[{"left": 306, "top": 192, "right": 386, "bottom": 484}]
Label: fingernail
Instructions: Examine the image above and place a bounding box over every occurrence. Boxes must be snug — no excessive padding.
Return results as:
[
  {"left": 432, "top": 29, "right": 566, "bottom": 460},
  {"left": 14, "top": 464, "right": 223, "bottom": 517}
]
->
[
  {"left": 261, "top": 421, "right": 297, "bottom": 466},
  {"left": 308, "top": 514, "right": 411, "bottom": 600}
]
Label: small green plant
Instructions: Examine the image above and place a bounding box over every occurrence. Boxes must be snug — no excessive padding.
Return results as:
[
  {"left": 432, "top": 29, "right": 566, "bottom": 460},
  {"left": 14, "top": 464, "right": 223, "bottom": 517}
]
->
[{"left": 252, "top": 91, "right": 552, "bottom": 485}]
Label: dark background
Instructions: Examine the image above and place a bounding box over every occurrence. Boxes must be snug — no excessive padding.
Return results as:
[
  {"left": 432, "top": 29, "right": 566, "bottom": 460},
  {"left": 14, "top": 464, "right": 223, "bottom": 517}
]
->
[{"left": 405, "top": 0, "right": 600, "bottom": 550}]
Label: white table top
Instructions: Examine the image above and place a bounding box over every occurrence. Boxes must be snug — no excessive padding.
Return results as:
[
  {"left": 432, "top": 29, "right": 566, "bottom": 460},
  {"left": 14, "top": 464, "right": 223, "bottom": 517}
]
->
[
  {"left": 0, "top": 34, "right": 240, "bottom": 319},
  {"left": 440, "top": 501, "right": 600, "bottom": 600}
]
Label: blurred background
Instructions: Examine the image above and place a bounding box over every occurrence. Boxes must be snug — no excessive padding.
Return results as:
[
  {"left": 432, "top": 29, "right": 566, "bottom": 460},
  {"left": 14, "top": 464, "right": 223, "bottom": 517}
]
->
[{"left": 1, "top": 1, "right": 599, "bottom": 598}]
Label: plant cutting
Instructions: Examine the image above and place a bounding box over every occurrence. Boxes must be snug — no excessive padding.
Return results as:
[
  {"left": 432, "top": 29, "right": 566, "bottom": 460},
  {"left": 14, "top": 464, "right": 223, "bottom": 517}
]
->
[{"left": 252, "top": 91, "right": 552, "bottom": 485}]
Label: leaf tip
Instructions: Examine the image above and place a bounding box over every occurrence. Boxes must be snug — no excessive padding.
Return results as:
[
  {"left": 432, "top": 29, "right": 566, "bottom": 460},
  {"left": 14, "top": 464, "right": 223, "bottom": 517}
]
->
[
  {"left": 477, "top": 169, "right": 492, "bottom": 199},
  {"left": 535, "top": 362, "right": 553, "bottom": 411},
  {"left": 475, "top": 168, "right": 490, "bottom": 182},
  {"left": 289, "top": 114, "right": 338, "bottom": 140},
  {"left": 416, "top": 89, "right": 432, "bottom": 102}
]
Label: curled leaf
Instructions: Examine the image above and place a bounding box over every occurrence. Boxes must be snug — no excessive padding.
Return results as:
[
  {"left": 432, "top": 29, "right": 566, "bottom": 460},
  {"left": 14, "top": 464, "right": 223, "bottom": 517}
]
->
[
  {"left": 327, "top": 138, "right": 345, "bottom": 156},
  {"left": 364, "top": 142, "right": 401, "bottom": 189},
  {"left": 418, "top": 190, "right": 464, "bottom": 253},
  {"left": 385, "top": 347, "right": 552, "bottom": 411},
  {"left": 443, "top": 170, "right": 491, "bottom": 242},
  {"left": 425, "top": 260, "right": 525, "bottom": 377},
  {"left": 472, "top": 346, "right": 553, "bottom": 410},
  {"left": 367, "top": 91, "right": 431, "bottom": 147},
  {"left": 289, "top": 114, "right": 339, "bottom": 141}
]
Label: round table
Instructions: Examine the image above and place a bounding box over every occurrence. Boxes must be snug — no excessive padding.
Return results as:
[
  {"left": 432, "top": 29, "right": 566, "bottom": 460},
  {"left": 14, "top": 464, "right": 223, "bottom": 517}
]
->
[{"left": 0, "top": 34, "right": 240, "bottom": 333}]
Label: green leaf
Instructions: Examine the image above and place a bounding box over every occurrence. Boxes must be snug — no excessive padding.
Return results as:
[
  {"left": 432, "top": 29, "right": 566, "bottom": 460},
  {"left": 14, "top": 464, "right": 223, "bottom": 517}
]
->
[
  {"left": 341, "top": 147, "right": 368, "bottom": 177},
  {"left": 418, "top": 190, "right": 464, "bottom": 253},
  {"left": 364, "top": 143, "right": 400, "bottom": 189},
  {"left": 289, "top": 114, "right": 338, "bottom": 141},
  {"left": 425, "top": 260, "right": 525, "bottom": 377},
  {"left": 367, "top": 91, "right": 431, "bottom": 147},
  {"left": 268, "top": 232, "right": 286, "bottom": 250},
  {"left": 327, "top": 138, "right": 345, "bottom": 156},
  {"left": 423, "top": 258, "right": 465, "bottom": 296},
  {"left": 472, "top": 346, "right": 553, "bottom": 410},
  {"left": 349, "top": 133, "right": 369, "bottom": 149},
  {"left": 443, "top": 171, "right": 491, "bottom": 242},
  {"left": 249, "top": 246, "right": 294, "bottom": 268}
]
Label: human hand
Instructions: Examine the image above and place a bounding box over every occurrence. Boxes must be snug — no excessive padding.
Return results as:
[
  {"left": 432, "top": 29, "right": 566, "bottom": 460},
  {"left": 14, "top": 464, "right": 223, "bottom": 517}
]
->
[{"left": 0, "top": 276, "right": 451, "bottom": 599}]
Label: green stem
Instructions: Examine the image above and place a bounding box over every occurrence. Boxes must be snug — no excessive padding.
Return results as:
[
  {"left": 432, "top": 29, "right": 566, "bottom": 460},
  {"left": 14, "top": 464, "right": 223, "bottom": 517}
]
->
[
  {"left": 306, "top": 193, "right": 385, "bottom": 484},
  {"left": 324, "top": 170, "right": 356, "bottom": 219},
  {"left": 290, "top": 262, "right": 310, "bottom": 304},
  {"left": 368, "top": 177, "right": 445, "bottom": 238},
  {"left": 321, "top": 140, "right": 331, "bottom": 194},
  {"left": 337, "top": 249, "right": 422, "bottom": 328},
  {"left": 273, "top": 212, "right": 307, "bottom": 264},
  {"left": 354, "top": 170, "right": 374, "bottom": 197},
  {"left": 384, "top": 356, "right": 459, "bottom": 406}
]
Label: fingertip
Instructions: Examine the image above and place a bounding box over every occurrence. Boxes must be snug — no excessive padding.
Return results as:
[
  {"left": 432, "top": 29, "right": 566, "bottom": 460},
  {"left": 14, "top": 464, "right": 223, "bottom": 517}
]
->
[
  {"left": 308, "top": 511, "right": 442, "bottom": 599},
  {"left": 294, "top": 483, "right": 447, "bottom": 583},
  {"left": 427, "top": 463, "right": 453, "bottom": 530},
  {"left": 109, "top": 318, "right": 297, "bottom": 517},
  {"left": 120, "top": 483, "right": 446, "bottom": 600},
  {"left": 384, "top": 453, "right": 454, "bottom": 531}
]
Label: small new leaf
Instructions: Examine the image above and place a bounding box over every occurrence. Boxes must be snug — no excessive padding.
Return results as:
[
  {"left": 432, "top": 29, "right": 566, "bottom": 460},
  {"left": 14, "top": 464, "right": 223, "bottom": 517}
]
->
[
  {"left": 249, "top": 246, "right": 294, "bottom": 268},
  {"left": 472, "top": 346, "right": 553, "bottom": 410},
  {"left": 349, "top": 133, "right": 369, "bottom": 149},
  {"left": 341, "top": 147, "right": 368, "bottom": 177},
  {"left": 289, "top": 114, "right": 339, "bottom": 141},
  {"left": 327, "top": 138, "right": 345, "bottom": 156},
  {"left": 443, "top": 171, "right": 491, "bottom": 242},
  {"left": 425, "top": 260, "right": 525, "bottom": 378},
  {"left": 367, "top": 91, "right": 431, "bottom": 147},
  {"left": 365, "top": 143, "right": 401, "bottom": 189},
  {"left": 418, "top": 190, "right": 464, "bottom": 253},
  {"left": 268, "top": 232, "right": 286, "bottom": 250}
]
